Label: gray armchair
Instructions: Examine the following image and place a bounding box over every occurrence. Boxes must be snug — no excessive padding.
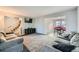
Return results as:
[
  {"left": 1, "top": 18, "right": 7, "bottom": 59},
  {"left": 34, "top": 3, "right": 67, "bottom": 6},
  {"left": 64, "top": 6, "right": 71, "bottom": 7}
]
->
[{"left": 0, "top": 37, "right": 23, "bottom": 52}]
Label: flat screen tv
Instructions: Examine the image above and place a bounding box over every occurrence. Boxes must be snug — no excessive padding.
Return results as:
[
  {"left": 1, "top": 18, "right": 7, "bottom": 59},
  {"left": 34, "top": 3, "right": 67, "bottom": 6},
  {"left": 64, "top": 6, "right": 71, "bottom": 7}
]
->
[
  {"left": 29, "top": 18, "right": 32, "bottom": 23},
  {"left": 25, "top": 18, "right": 32, "bottom": 23}
]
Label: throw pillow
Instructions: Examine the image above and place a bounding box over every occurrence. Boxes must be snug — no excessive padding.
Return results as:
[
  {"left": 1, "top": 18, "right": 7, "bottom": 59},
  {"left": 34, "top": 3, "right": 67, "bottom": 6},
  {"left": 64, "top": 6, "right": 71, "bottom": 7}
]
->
[
  {"left": 60, "top": 32, "right": 70, "bottom": 38},
  {"left": 69, "top": 32, "right": 76, "bottom": 40},
  {"left": 5, "top": 34, "right": 17, "bottom": 40},
  {"left": 0, "top": 32, "right": 6, "bottom": 37},
  {"left": 53, "top": 43, "right": 75, "bottom": 52},
  {"left": 0, "top": 33, "right": 6, "bottom": 43}
]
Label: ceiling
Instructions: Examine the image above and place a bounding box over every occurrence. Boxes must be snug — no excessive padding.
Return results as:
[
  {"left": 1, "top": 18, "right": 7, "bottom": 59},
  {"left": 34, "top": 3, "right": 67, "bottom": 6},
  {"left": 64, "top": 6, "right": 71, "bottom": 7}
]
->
[{"left": 0, "top": 6, "right": 76, "bottom": 17}]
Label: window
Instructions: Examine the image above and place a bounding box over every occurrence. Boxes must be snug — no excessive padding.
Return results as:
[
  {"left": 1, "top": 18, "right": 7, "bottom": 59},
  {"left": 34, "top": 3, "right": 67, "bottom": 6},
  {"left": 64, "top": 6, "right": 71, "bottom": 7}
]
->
[
  {"left": 55, "top": 20, "right": 66, "bottom": 27},
  {"left": 62, "top": 21, "right": 66, "bottom": 27},
  {"left": 56, "top": 21, "right": 61, "bottom": 26}
]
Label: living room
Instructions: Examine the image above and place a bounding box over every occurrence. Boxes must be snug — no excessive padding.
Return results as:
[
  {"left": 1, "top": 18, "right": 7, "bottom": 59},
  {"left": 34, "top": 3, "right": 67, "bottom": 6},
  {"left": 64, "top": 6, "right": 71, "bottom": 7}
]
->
[{"left": 0, "top": 6, "right": 79, "bottom": 52}]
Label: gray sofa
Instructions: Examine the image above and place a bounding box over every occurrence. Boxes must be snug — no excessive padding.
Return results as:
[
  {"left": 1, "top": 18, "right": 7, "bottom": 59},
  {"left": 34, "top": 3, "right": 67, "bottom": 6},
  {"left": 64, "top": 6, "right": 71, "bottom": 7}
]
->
[
  {"left": 39, "top": 32, "right": 79, "bottom": 52},
  {"left": 52, "top": 32, "right": 79, "bottom": 52},
  {"left": 0, "top": 37, "right": 23, "bottom": 52}
]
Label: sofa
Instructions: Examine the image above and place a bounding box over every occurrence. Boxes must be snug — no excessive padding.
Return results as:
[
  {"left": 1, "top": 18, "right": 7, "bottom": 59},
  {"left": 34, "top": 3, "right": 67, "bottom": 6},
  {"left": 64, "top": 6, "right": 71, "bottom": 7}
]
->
[
  {"left": 0, "top": 32, "right": 24, "bottom": 52},
  {"left": 0, "top": 37, "right": 23, "bottom": 52},
  {"left": 52, "top": 32, "right": 79, "bottom": 52},
  {"left": 39, "top": 32, "right": 79, "bottom": 52}
]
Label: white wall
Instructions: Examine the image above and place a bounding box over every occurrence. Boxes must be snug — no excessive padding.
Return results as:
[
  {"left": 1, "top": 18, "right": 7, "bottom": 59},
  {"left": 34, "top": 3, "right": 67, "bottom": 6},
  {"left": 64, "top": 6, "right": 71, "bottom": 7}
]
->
[
  {"left": 35, "top": 18, "right": 52, "bottom": 34},
  {"left": 35, "top": 18, "right": 46, "bottom": 34},
  {"left": 35, "top": 8, "right": 77, "bottom": 34},
  {"left": 42, "top": 8, "right": 77, "bottom": 32},
  {"left": 65, "top": 9, "right": 77, "bottom": 32},
  {"left": 77, "top": 7, "right": 79, "bottom": 32}
]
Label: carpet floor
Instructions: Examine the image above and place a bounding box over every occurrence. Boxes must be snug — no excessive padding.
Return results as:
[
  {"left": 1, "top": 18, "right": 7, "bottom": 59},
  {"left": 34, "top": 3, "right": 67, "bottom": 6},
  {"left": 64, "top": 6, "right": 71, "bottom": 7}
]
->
[{"left": 23, "top": 34, "right": 56, "bottom": 52}]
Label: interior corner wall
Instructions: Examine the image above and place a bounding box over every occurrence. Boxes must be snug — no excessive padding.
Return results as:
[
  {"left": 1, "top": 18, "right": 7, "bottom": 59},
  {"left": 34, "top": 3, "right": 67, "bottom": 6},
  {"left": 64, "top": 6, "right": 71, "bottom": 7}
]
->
[{"left": 65, "top": 8, "right": 77, "bottom": 32}]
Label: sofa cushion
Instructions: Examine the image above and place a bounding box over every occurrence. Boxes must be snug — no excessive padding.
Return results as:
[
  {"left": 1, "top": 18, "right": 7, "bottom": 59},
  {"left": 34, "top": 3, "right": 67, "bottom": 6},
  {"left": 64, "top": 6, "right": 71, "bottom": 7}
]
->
[
  {"left": 58, "top": 32, "right": 70, "bottom": 41},
  {"left": 60, "top": 32, "right": 70, "bottom": 38},
  {"left": 0, "top": 32, "right": 6, "bottom": 43},
  {"left": 5, "top": 34, "right": 17, "bottom": 40},
  {"left": 69, "top": 32, "right": 76, "bottom": 40},
  {"left": 70, "top": 33, "right": 79, "bottom": 46},
  {"left": 59, "top": 32, "right": 76, "bottom": 41},
  {"left": 0, "top": 32, "right": 6, "bottom": 37},
  {"left": 53, "top": 43, "right": 75, "bottom": 52},
  {"left": 0, "top": 38, "right": 6, "bottom": 43}
]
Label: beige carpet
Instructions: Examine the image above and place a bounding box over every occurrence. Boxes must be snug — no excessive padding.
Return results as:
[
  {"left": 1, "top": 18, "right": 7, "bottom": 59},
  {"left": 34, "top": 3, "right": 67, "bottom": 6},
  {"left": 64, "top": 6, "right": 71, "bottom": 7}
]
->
[{"left": 23, "top": 34, "right": 56, "bottom": 52}]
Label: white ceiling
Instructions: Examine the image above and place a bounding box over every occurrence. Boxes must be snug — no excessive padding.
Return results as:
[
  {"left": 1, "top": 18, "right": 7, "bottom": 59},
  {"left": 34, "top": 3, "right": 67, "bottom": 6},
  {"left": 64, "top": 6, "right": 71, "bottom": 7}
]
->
[{"left": 0, "top": 6, "right": 76, "bottom": 17}]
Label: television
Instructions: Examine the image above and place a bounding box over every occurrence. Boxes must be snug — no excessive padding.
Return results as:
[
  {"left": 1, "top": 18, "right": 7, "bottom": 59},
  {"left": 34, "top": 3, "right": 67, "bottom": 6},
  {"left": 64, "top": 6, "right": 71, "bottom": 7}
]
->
[
  {"left": 24, "top": 18, "right": 32, "bottom": 23},
  {"left": 29, "top": 18, "right": 32, "bottom": 23}
]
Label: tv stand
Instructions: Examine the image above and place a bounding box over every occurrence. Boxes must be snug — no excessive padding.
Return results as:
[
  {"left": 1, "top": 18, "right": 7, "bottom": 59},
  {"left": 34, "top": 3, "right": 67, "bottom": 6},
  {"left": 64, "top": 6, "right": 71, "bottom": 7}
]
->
[{"left": 24, "top": 28, "right": 36, "bottom": 35}]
